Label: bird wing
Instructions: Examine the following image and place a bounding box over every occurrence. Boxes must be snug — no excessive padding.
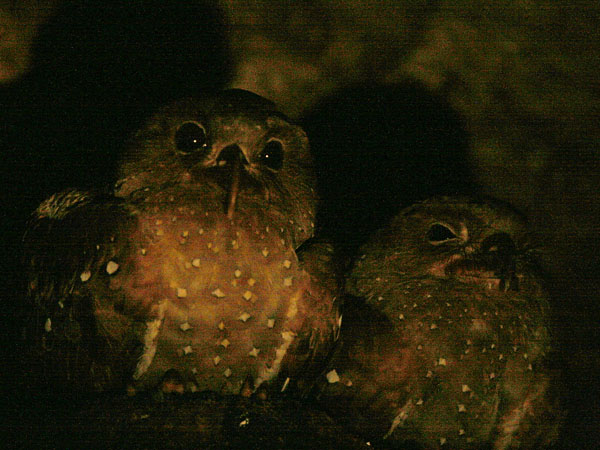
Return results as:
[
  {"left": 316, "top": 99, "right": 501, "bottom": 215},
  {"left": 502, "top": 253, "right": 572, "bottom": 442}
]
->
[
  {"left": 279, "top": 239, "right": 342, "bottom": 393},
  {"left": 22, "top": 189, "right": 142, "bottom": 393}
]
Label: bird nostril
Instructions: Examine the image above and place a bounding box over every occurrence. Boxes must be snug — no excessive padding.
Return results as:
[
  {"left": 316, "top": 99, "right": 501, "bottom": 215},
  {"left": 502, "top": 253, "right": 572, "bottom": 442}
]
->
[{"left": 217, "top": 144, "right": 248, "bottom": 167}]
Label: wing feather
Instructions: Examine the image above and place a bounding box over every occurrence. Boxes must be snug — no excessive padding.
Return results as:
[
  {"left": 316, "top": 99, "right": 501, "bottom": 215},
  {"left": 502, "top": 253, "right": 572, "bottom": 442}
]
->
[{"left": 22, "top": 189, "right": 141, "bottom": 392}]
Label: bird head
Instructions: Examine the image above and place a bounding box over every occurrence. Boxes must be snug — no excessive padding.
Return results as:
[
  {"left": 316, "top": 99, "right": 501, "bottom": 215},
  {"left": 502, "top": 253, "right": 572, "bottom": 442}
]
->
[
  {"left": 114, "top": 89, "right": 317, "bottom": 249},
  {"left": 349, "top": 196, "right": 544, "bottom": 297}
]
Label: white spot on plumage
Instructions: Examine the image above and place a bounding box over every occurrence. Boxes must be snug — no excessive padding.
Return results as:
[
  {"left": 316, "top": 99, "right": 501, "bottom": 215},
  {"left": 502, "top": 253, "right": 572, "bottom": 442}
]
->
[
  {"left": 180, "top": 322, "right": 191, "bottom": 331},
  {"left": 192, "top": 258, "right": 201, "bottom": 268},
  {"left": 283, "top": 260, "right": 292, "bottom": 269},
  {"left": 238, "top": 312, "right": 251, "bottom": 322},
  {"left": 44, "top": 318, "right": 52, "bottom": 332},
  {"left": 267, "top": 318, "right": 275, "bottom": 328},
  {"left": 248, "top": 347, "right": 260, "bottom": 358},
  {"left": 106, "top": 261, "right": 119, "bottom": 275},
  {"left": 213, "top": 356, "right": 221, "bottom": 366},
  {"left": 80, "top": 270, "right": 91, "bottom": 282},
  {"left": 218, "top": 321, "right": 225, "bottom": 330},
  {"left": 385, "top": 401, "right": 412, "bottom": 438},
  {"left": 326, "top": 370, "right": 340, "bottom": 383},
  {"left": 133, "top": 301, "right": 166, "bottom": 379},
  {"left": 438, "top": 357, "right": 447, "bottom": 366},
  {"left": 262, "top": 248, "right": 269, "bottom": 257},
  {"left": 282, "top": 331, "right": 296, "bottom": 341},
  {"left": 283, "top": 277, "right": 293, "bottom": 287},
  {"left": 183, "top": 345, "right": 193, "bottom": 355},
  {"left": 458, "top": 404, "right": 466, "bottom": 412},
  {"left": 220, "top": 338, "right": 230, "bottom": 348},
  {"left": 248, "top": 278, "right": 256, "bottom": 287},
  {"left": 177, "top": 288, "right": 187, "bottom": 298},
  {"left": 234, "top": 269, "right": 242, "bottom": 278},
  {"left": 223, "top": 368, "right": 232, "bottom": 378},
  {"left": 212, "top": 288, "right": 225, "bottom": 298},
  {"left": 243, "top": 291, "right": 253, "bottom": 301},
  {"left": 259, "top": 331, "right": 296, "bottom": 383}
]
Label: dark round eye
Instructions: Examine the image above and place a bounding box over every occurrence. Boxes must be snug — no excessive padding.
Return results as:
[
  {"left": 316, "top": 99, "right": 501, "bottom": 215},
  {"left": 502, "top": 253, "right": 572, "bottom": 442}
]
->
[
  {"left": 174, "top": 122, "right": 207, "bottom": 154},
  {"left": 259, "top": 140, "right": 284, "bottom": 171},
  {"left": 426, "top": 223, "right": 458, "bottom": 244}
]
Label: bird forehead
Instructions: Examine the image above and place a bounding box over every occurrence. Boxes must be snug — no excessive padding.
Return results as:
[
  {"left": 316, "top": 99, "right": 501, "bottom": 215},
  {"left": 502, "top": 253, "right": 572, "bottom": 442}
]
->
[
  {"left": 210, "top": 115, "right": 267, "bottom": 138},
  {"left": 210, "top": 111, "right": 290, "bottom": 132}
]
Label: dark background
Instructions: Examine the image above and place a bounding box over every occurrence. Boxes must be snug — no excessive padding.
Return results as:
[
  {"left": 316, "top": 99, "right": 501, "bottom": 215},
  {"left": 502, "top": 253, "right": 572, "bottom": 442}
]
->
[{"left": 1, "top": 1, "right": 598, "bottom": 448}]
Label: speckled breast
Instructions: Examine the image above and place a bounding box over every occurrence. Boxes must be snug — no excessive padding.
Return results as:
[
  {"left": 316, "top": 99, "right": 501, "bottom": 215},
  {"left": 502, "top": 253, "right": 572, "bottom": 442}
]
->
[
  {"left": 112, "top": 193, "right": 313, "bottom": 394},
  {"left": 373, "top": 278, "right": 551, "bottom": 447}
]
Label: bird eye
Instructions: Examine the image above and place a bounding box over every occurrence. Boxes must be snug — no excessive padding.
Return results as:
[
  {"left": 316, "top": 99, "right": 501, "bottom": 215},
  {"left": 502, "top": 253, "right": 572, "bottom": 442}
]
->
[
  {"left": 259, "top": 140, "right": 284, "bottom": 171},
  {"left": 174, "top": 122, "right": 207, "bottom": 154},
  {"left": 426, "top": 223, "right": 458, "bottom": 244}
]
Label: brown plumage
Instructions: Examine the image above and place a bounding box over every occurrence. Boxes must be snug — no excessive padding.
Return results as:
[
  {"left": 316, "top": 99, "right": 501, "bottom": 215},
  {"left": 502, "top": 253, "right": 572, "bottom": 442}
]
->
[
  {"left": 316, "top": 196, "right": 561, "bottom": 449},
  {"left": 22, "top": 89, "right": 339, "bottom": 396}
]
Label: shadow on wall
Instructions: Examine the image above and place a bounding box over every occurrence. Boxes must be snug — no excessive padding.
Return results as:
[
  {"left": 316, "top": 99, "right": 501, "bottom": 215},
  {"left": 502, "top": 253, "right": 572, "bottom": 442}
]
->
[
  {"left": 1, "top": 0, "right": 231, "bottom": 223},
  {"left": 302, "top": 82, "right": 473, "bottom": 262}
]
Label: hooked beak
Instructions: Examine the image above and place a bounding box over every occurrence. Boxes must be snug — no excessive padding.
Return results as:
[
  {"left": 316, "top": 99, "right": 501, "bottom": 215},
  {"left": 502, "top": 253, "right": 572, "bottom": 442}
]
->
[
  {"left": 226, "top": 155, "right": 241, "bottom": 219},
  {"left": 215, "top": 144, "right": 248, "bottom": 219}
]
